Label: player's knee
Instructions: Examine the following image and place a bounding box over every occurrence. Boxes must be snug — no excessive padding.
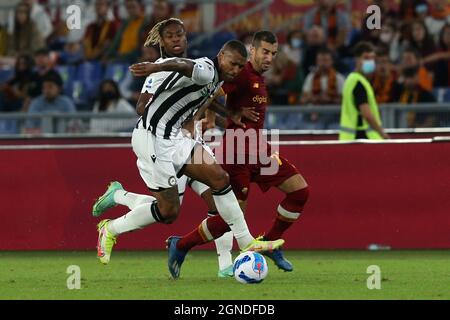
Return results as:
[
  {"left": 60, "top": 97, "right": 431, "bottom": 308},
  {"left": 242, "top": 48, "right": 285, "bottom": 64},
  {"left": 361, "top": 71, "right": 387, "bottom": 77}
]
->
[
  {"left": 209, "top": 169, "right": 230, "bottom": 191},
  {"left": 280, "top": 186, "right": 310, "bottom": 216}
]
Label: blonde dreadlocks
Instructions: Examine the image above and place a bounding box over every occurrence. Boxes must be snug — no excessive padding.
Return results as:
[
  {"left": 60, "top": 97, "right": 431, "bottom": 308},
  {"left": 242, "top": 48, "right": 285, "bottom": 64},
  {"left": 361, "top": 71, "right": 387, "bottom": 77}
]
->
[{"left": 144, "top": 18, "right": 184, "bottom": 48}]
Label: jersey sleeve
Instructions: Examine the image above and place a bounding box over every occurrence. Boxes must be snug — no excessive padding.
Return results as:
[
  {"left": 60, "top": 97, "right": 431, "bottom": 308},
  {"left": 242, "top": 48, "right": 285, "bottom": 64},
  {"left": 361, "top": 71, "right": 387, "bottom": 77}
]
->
[{"left": 191, "top": 57, "right": 215, "bottom": 85}]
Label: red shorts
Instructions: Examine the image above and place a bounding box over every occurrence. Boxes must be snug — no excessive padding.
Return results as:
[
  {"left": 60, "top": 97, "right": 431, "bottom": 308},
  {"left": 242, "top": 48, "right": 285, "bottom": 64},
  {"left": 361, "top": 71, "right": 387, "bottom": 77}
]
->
[{"left": 221, "top": 154, "right": 299, "bottom": 201}]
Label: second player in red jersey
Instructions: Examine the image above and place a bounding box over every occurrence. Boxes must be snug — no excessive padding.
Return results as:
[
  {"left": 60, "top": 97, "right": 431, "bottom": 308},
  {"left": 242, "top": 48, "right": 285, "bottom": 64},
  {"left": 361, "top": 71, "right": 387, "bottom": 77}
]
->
[{"left": 211, "top": 31, "right": 310, "bottom": 272}]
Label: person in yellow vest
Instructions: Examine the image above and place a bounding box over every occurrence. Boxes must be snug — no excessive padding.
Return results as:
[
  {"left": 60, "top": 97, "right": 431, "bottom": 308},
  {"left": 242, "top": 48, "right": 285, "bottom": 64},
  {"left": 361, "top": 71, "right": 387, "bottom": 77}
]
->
[{"left": 339, "top": 42, "right": 390, "bottom": 140}]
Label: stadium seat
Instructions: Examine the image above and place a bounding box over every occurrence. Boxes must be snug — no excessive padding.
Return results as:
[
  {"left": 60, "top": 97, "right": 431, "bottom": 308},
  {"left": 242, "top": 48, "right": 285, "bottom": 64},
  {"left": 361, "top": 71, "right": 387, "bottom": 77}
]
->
[
  {"left": 188, "top": 31, "right": 237, "bottom": 59},
  {"left": 56, "top": 65, "right": 77, "bottom": 97},
  {"left": 0, "top": 68, "right": 14, "bottom": 83},
  {"left": 0, "top": 119, "right": 19, "bottom": 134},
  {"left": 433, "top": 87, "right": 450, "bottom": 103},
  {"left": 104, "top": 63, "right": 129, "bottom": 85},
  {"left": 76, "top": 61, "right": 103, "bottom": 102}
]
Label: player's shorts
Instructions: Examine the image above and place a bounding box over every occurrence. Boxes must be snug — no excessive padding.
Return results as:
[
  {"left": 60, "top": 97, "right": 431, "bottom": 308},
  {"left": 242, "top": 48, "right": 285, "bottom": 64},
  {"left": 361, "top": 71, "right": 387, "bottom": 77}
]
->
[
  {"left": 222, "top": 153, "right": 299, "bottom": 201},
  {"left": 132, "top": 122, "right": 199, "bottom": 191}
]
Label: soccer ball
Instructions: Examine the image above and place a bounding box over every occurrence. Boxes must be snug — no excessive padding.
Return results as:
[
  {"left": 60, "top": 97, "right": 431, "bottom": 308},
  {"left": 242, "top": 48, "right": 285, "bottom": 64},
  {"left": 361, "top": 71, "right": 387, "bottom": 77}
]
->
[{"left": 233, "top": 251, "right": 268, "bottom": 284}]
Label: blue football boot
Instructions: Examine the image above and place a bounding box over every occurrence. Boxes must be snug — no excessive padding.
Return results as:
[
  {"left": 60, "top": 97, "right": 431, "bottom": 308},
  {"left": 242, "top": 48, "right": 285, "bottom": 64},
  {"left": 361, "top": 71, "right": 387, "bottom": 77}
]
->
[
  {"left": 264, "top": 248, "right": 293, "bottom": 272},
  {"left": 166, "top": 236, "right": 187, "bottom": 279}
]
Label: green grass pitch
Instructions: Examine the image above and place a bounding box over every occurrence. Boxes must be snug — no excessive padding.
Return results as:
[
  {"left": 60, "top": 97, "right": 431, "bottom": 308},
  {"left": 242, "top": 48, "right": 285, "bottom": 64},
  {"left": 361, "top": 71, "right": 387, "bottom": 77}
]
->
[{"left": 1, "top": 250, "right": 449, "bottom": 300}]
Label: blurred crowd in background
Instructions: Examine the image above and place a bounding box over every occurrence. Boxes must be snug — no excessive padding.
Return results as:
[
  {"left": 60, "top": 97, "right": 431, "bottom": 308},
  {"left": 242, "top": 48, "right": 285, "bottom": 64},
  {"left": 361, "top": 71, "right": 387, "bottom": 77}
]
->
[{"left": 0, "top": 0, "right": 450, "bottom": 134}]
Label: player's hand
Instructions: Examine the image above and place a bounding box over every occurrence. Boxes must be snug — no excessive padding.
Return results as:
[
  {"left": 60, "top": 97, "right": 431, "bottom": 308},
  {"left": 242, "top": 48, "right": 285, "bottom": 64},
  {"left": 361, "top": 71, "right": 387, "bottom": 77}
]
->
[
  {"left": 230, "top": 112, "right": 246, "bottom": 128},
  {"left": 129, "top": 62, "right": 159, "bottom": 77},
  {"left": 241, "top": 107, "right": 259, "bottom": 122}
]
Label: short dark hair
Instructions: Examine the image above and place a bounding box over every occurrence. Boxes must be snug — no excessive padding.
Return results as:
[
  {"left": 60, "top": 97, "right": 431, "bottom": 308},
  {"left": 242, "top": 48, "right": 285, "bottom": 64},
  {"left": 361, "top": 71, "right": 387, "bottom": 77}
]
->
[
  {"left": 317, "top": 46, "right": 333, "bottom": 57},
  {"left": 352, "top": 41, "right": 375, "bottom": 57},
  {"left": 252, "top": 30, "right": 277, "bottom": 47},
  {"left": 42, "top": 70, "right": 63, "bottom": 88},
  {"left": 403, "top": 47, "right": 421, "bottom": 59},
  {"left": 376, "top": 46, "right": 389, "bottom": 57},
  {"left": 222, "top": 40, "right": 248, "bottom": 59},
  {"left": 286, "top": 30, "right": 302, "bottom": 44},
  {"left": 35, "top": 47, "right": 50, "bottom": 56}
]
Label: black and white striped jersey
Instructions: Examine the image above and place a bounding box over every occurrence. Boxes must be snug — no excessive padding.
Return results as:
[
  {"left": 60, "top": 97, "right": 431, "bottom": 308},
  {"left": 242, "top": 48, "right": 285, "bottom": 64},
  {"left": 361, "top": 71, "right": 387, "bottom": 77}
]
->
[{"left": 140, "top": 57, "right": 223, "bottom": 140}]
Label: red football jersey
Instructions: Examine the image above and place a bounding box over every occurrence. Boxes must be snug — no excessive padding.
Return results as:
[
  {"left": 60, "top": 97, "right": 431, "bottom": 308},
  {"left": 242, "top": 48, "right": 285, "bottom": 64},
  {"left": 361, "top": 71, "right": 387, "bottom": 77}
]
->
[{"left": 222, "top": 61, "right": 268, "bottom": 131}]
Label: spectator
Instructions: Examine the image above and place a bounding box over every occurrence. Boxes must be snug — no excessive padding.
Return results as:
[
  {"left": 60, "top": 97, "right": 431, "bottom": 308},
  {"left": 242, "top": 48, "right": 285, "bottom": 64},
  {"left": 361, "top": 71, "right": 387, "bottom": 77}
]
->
[
  {"left": 45, "top": 0, "right": 96, "bottom": 52},
  {"left": 282, "top": 30, "right": 303, "bottom": 66},
  {"left": 433, "top": 23, "right": 450, "bottom": 86},
  {"left": 399, "top": 0, "right": 429, "bottom": 23},
  {"left": 302, "top": 25, "right": 327, "bottom": 75},
  {"left": 8, "top": 0, "right": 53, "bottom": 40},
  {"left": 7, "top": 2, "right": 44, "bottom": 56},
  {"left": 391, "top": 66, "right": 437, "bottom": 127},
  {"left": 372, "top": 0, "right": 399, "bottom": 22},
  {"left": 140, "top": 0, "right": 173, "bottom": 44},
  {"left": 372, "top": 49, "right": 398, "bottom": 103},
  {"left": 400, "top": 48, "right": 434, "bottom": 91},
  {"left": 301, "top": 47, "right": 344, "bottom": 105},
  {"left": 301, "top": 47, "right": 344, "bottom": 128},
  {"left": 405, "top": 19, "right": 437, "bottom": 58},
  {"left": 26, "top": 71, "right": 75, "bottom": 133},
  {"left": 302, "top": 0, "right": 351, "bottom": 50},
  {"left": 239, "top": 32, "right": 254, "bottom": 55},
  {"left": 105, "top": 0, "right": 147, "bottom": 63},
  {"left": 27, "top": 48, "right": 56, "bottom": 102},
  {"left": 0, "top": 53, "right": 34, "bottom": 112},
  {"left": 90, "top": 79, "right": 136, "bottom": 133},
  {"left": 83, "top": 0, "right": 118, "bottom": 61},
  {"left": 58, "top": 40, "right": 83, "bottom": 65},
  {"left": 121, "top": 45, "right": 160, "bottom": 104},
  {"left": 425, "top": 0, "right": 450, "bottom": 42},
  {"left": 379, "top": 21, "right": 402, "bottom": 62},
  {"left": 265, "top": 51, "right": 300, "bottom": 105}
]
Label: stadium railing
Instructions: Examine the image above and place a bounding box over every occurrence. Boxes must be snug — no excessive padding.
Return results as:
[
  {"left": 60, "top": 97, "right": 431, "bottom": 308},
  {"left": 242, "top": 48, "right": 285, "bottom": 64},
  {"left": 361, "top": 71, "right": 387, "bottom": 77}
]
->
[{"left": 1, "top": 103, "right": 450, "bottom": 136}]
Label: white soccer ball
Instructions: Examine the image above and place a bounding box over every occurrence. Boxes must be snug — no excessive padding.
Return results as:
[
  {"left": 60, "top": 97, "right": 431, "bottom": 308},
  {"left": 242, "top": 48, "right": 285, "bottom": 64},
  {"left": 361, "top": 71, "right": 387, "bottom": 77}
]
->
[{"left": 233, "top": 251, "right": 268, "bottom": 284}]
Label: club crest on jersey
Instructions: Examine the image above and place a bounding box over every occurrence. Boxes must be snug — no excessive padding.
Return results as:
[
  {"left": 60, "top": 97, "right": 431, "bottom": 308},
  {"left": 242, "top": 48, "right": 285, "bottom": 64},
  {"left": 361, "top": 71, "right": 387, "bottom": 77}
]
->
[{"left": 253, "top": 82, "right": 259, "bottom": 88}]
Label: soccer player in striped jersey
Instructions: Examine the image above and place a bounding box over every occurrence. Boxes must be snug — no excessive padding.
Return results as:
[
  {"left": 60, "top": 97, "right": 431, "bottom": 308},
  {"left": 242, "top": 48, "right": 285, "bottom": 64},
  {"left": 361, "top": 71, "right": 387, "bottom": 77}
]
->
[
  {"left": 93, "top": 19, "right": 284, "bottom": 279},
  {"left": 166, "top": 31, "right": 310, "bottom": 275}
]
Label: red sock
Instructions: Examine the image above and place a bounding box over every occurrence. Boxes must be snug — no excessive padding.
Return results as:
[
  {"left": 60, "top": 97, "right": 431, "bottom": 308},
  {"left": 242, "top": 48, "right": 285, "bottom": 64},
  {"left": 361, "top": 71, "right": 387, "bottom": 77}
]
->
[
  {"left": 265, "top": 187, "right": 309, "bottom": 240},
  {"left": 176, "top": 226, "right": 206, "bottom": 252},
  {"left": 205, "top": 214, "right": 231, "bottom": 238},
  {"left": 264, "top": 214, "right": 295, "bottom": 241},
  {"left": 176, "top": 215, "right": 231, "bottom": 252}
]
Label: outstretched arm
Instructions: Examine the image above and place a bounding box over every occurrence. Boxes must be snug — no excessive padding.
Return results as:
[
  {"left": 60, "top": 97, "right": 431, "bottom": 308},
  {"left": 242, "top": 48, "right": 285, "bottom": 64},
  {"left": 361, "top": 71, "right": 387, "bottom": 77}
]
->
[
  {"left": 129, "top": 58, "right": 214, "bottom": 85},
  {"left": 129, "top": 58, "right": 193, "bottom": 77}
]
